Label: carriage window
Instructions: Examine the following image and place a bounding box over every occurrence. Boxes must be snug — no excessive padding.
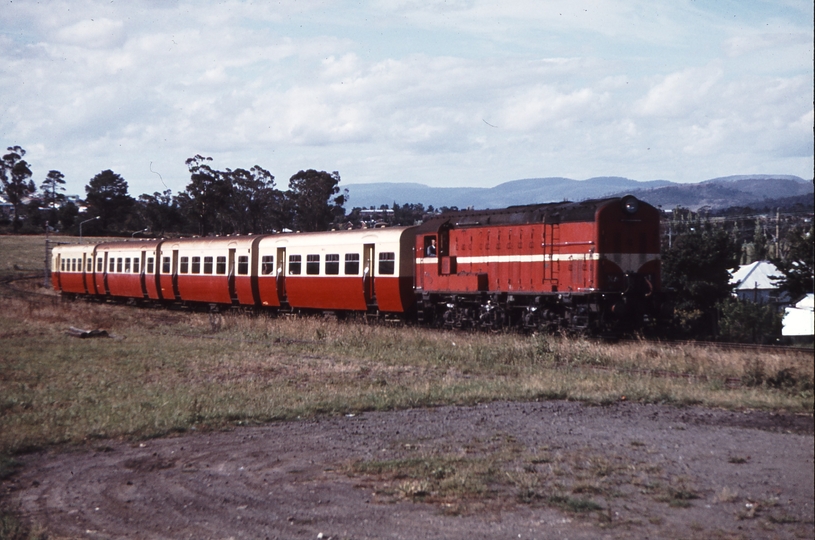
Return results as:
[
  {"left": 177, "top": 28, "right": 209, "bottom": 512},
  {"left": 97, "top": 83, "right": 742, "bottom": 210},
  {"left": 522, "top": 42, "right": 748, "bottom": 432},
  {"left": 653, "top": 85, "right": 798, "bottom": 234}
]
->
[
  {"left": 124, "top": 258, "right": 131, "bottom": 273},
  {"left": 147, "top": 257, "right": 154, "bottom": 274},
  {"left": 203, "top": 256, "right": 213, "bottom": 274},
  {"left": 288, "top": 255, "right": 301, "bottom": 275},
  {"left": 133, "top": 258, "right": 140, "bottom": 274},
  {"left": 345, "top": 254, "right": 360, "bottom": 275},
  {"left": 117, "top": 258, "right": 123, "bottom": 273},
  {"left": 191, "top": 256, "right": 200, "bottom": 274},
  {"left": 162, "top": 257, "right": 171, "bottom": 274},
  {"left": 60, "top": 259, "right": 65, "bottom": 272},
  {"left": 216, "top": 256, "right": 226, "bottom": 275},
  {"left": 180, "top": 256, "right": 189, "bottom": 274},
  {"left": 261, "top": 255, "right": 274, "bottom": 275},
  {"left": 325, "top": 254, "right": 340, "bottom": 275},
  {"left": 238, "top": 256, "right": 249, "bottom": 275},
  {"left": 306, "top": 254, "right": 320, "bottom": 275},
  {"left": 378, "top": 252, "right": 395, "bottom": 275},
  {"left": 87, "top": 258, "right": 92, "bottom": 271},
  {"left": 71, "top": 258, "right": 76, "bottom": 272},
  {"left": 97, "top": 257, "right": 103, "bottom": 272},
  {"left": 109, "top": 258, "right": 115, "bottom": 272}
]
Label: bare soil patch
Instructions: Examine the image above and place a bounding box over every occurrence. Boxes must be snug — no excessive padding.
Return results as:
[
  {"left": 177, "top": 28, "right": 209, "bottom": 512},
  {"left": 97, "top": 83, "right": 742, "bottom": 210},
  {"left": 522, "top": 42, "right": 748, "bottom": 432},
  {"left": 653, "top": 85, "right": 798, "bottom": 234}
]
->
[{"left": 3, "top": 400, "right": 813, "bottom": 539}]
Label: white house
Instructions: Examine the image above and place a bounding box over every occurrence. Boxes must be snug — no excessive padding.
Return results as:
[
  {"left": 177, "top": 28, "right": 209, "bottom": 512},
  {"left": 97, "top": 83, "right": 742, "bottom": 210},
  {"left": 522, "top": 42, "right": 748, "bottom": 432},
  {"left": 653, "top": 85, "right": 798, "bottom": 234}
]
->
[
  {"left": 782, "top": 294, "right": 814, "bottom": 339},
  {"left": 729, "top": 260, "right": 789, "bottom": 304}
]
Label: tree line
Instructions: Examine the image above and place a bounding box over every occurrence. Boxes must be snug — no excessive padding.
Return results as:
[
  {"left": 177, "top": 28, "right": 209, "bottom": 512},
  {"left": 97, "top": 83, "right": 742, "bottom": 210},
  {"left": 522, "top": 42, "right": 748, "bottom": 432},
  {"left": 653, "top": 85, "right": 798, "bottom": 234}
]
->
[{"left": 0, "top": 148, "right": 348, "bottom": 236}]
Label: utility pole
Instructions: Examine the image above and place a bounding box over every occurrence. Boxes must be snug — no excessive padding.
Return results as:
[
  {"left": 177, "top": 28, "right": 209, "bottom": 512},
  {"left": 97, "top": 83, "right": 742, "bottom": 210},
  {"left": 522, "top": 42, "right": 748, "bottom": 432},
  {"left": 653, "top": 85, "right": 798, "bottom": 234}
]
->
[
  {"left": 44, "top": 221, "right": 50, "bottom": 288},
  {"left": 775, "top": 207, "right": 780, "bottom": 258}
]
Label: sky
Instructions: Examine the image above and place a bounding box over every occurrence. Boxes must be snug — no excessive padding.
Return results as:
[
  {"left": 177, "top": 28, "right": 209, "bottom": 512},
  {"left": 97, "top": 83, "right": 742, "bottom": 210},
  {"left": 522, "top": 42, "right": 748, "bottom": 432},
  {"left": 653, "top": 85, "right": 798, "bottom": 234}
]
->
[{"left": 1, "top": 0, "right": 812, "bottom": 198}]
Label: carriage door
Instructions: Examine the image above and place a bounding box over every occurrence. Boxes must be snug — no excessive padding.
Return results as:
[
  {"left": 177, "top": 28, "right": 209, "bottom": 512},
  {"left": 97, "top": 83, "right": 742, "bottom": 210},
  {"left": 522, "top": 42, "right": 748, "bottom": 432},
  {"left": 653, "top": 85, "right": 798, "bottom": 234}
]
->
[
  {"left": 172, "top": 249, "right": 181, "bottom": 300},
  {"left": 83, "top": 252, "right": 92, "bottom": 294},
  {"left": 101, "top": 252, "right": 110, "bottom": 295},
  {"left": 276, "top": 247, "right": 287, "bottom": 302},
  {"left": 138, "top": 251, "right": 148, "bottom": 298},
  {"left": 228, "top": 247, "right": 237, "bottom": 304},
  {"left": 363, "top": 243, "right": 375, "bottom": 303}
]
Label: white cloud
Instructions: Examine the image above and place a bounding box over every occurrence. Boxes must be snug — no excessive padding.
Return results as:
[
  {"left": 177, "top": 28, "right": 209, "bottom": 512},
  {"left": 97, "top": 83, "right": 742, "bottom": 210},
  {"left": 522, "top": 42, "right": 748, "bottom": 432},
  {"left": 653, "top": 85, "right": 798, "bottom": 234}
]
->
[
  {"left": 637, "top": 65, "right": 724, "bottom": 118},
  {"left": 54, "top": 18, "right": 126, "bottom": 49}
]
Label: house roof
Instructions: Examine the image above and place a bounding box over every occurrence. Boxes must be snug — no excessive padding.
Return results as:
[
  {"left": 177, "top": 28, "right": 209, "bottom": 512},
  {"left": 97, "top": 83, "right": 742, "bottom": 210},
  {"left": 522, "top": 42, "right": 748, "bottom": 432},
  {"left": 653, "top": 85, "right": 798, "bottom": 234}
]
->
[
  {"left": 729, "top": 260, "right": 782, "bottom": 291},
  {"left": 795, "top": 293, "right": 814, "bottom": 309}
]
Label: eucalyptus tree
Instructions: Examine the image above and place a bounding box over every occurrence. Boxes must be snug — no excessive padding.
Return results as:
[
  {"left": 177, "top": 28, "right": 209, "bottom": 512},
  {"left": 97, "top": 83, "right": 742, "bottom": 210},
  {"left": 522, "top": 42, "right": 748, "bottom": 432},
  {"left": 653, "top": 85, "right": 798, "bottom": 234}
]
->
[
  {"left": 84, "top": 169, "right": 135, "bottom": 232},
  {"left": 1, "top": 146, "right": 35, "bottom": 230},
  {"left": 40, "top": 170, "right": 66, "bottom": 225},
  {"left": 287, "top": 169, "right": 347, "bottom": 232},
  {"left": 178, "top": 155, "right": 232, "bottom": 236}
]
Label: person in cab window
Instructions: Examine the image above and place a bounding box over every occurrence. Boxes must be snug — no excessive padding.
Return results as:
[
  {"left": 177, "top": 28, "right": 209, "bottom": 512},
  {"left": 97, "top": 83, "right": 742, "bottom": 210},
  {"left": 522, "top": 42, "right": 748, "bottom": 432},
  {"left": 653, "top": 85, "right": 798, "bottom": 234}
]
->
[{"left": 426, "top": 238, "right": 437, "bottom": 257}]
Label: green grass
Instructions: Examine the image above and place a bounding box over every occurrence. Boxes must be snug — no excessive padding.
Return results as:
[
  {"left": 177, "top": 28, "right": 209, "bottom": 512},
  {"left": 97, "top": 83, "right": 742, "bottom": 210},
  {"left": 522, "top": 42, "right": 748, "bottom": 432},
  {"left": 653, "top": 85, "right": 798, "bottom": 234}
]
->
[{"left": 0, "top": 234, "right": 117, "bottom": 278}]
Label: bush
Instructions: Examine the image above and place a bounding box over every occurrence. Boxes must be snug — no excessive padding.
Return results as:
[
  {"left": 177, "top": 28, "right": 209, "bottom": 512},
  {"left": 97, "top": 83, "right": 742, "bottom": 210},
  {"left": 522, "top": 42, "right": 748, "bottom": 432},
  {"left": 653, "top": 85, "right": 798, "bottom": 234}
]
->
[{"left": 717, "top": 298, "right": 782, "bottom": 344}]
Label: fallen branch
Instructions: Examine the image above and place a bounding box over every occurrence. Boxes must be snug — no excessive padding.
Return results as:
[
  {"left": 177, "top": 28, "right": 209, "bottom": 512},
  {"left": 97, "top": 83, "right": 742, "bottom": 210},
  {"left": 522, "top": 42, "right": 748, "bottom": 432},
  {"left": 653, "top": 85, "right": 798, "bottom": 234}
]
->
[{"left": 66, "top": 327, "right": 110, "bottom": 339}]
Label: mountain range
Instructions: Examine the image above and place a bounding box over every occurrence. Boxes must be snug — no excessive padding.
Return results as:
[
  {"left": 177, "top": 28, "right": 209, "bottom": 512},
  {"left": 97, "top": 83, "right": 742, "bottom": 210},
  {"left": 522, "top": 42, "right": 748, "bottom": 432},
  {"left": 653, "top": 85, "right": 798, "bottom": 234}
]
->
[{"left": 344, "top": 175, "right": 813, "bottom": 212}]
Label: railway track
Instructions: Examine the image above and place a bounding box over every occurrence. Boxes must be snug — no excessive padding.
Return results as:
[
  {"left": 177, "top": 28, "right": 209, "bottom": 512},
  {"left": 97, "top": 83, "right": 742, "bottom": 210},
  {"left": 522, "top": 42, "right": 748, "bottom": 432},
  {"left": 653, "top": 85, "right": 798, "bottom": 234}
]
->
[{"left": 3, "top": 272, "right": 812, "bottom": 358}]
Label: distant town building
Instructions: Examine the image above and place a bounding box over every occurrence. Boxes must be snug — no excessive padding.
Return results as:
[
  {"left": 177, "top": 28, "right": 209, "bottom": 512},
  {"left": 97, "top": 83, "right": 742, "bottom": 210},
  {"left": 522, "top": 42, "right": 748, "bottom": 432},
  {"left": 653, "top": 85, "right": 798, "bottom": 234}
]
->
[
  {"left": 729, "top": 260, "right": 789, "bottom": 304},
  {"left": 782, "top": 294, "right": 814, "bottom": 340}
]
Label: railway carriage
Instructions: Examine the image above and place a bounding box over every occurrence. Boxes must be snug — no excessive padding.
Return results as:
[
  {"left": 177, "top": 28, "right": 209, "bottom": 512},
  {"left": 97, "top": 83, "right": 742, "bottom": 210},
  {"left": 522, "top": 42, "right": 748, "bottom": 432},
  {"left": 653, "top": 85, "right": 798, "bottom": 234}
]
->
[
  {"left": 258, "top": 227, "right": 416, "bottom": 313},
  {"left": 96, "top": 240, "right": 162, "bottom": 300},
  {"left": 51, "top": 243, "right": 95, "bottom": 295},
  {"left": 157, "top": 236, "right": 258, "bottom": 305}
]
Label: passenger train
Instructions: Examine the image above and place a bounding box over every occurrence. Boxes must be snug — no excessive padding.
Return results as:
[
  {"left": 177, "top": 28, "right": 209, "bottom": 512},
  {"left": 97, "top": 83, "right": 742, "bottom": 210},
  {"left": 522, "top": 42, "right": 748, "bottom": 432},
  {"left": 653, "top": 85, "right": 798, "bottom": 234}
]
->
[{"left": 51, "top": 196, "right": 664, "bottom": 334}]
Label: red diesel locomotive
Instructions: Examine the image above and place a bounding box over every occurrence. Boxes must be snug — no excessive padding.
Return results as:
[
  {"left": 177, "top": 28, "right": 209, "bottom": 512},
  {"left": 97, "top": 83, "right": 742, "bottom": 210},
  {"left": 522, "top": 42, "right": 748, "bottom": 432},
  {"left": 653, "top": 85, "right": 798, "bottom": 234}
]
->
[{"left": 51, "top": 195, "right": 662, "bottom": 333}]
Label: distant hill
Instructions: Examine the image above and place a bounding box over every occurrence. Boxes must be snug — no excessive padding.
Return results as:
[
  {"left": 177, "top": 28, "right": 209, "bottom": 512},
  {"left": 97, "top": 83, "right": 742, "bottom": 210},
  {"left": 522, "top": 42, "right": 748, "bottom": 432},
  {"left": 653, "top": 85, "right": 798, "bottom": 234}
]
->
[
  {"left": 610, "top": 175, "right": 813, "bottom": 211},
  {"left": 344, "top": 175, "right": 812, "bottom": 212},
  {"left": 346, "top": 177, "right": 673, "bottom": 209}
]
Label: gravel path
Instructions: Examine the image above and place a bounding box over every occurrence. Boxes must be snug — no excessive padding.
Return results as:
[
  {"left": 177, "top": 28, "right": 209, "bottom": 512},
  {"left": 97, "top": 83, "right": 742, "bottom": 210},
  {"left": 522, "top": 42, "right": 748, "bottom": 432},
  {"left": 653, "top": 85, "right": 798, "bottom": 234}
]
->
[{"left": 4, "top": 400, "right": 813, "bottom": 539}]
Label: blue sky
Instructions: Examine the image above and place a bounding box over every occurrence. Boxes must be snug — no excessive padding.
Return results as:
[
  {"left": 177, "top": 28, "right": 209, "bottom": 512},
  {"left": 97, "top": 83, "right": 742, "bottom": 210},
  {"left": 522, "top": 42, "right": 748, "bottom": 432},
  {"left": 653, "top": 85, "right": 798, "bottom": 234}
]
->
[{"left": 1, "top": 0, "right": 812, "bottom": 198}]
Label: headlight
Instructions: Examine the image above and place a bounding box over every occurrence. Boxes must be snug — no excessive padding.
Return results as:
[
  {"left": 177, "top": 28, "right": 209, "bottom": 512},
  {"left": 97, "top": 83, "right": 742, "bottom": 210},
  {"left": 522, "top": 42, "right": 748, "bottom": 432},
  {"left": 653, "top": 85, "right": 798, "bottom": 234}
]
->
[{"left": 622, "top": 196, "right": 639, "bottom": 215}]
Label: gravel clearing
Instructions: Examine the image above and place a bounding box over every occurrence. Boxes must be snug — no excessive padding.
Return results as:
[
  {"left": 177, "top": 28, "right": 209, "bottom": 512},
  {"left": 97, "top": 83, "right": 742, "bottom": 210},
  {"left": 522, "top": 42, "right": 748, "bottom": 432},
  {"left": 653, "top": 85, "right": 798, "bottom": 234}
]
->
[{"left": 3, "top": 400, "right": 813, "bottom": 539}]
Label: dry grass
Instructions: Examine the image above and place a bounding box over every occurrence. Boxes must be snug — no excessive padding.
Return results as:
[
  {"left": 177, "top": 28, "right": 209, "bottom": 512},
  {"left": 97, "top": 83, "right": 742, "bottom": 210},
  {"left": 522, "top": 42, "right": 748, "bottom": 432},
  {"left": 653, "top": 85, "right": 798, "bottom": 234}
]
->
[
  {"left": 1, "top": 285, "right": 812, "bottom": 457},
  {"left": 0, "top": 234, "right": 118, "bottom": 278},
  {"left": 0, "top": 235, "right": 51, "bottom": 276}
]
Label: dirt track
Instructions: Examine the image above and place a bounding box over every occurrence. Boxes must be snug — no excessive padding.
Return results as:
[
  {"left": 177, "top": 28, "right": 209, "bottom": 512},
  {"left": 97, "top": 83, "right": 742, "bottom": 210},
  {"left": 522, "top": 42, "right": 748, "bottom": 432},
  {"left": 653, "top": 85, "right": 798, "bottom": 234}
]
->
[{"left": 3, "top": 400, "right": 813, "bottom": 539}]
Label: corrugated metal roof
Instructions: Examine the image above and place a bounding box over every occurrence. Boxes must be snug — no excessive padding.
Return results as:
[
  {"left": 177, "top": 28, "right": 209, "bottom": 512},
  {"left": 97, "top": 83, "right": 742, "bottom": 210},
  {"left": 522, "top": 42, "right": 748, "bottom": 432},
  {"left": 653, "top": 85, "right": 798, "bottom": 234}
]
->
[{"left": 729, "top": 260, "right": 782, "bottom": 291}]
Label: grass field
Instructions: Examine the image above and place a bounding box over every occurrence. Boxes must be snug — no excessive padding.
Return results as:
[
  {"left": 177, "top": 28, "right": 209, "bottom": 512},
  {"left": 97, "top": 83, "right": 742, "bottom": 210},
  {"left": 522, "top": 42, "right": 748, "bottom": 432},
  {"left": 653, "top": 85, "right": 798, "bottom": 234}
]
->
[
  {"left": 1, "top": 234, "right": 813, "bottom": 458},
  {"left": 0, "top": 234, "right": 116, "bottom": 278}
]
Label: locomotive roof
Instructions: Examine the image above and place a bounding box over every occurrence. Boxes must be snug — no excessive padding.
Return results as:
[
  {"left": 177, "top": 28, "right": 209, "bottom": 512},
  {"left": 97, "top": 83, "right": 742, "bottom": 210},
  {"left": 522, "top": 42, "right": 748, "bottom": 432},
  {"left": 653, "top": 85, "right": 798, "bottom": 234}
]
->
[{"left": 416, "top": 196, "right": 625, "bottom": 232}]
